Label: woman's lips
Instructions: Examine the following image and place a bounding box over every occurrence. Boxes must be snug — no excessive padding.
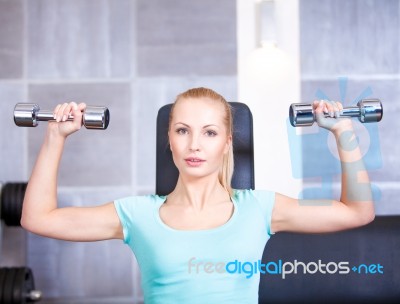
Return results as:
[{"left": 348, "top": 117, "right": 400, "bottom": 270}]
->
[{"left": 185, "top": 158, "right": 205, "bottom": 167}]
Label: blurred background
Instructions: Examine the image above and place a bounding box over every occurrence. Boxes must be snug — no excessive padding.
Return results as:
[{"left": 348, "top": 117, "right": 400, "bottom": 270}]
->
[{"left": 0, "top": 0, "right": 398, "bottom": 303}]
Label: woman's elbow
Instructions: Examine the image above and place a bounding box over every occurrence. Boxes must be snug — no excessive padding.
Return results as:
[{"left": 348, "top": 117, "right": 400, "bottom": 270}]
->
[
  {"left": 20, "top": 214, "right": 45, "bottom": 235},
  {"left": 364, "top": 211, "right": 375, "bottom": 225},
  {"left": 20, "top": 215, "right": 36, "bottom": 233},
  {"left": 357, "top": 205, "right": 375, "bottom": 227}
]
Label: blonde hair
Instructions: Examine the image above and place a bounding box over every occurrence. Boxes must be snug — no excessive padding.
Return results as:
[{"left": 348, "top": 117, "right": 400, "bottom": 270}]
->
[{"left": 168, "top": 87, "right": 234, "bottom": 197}]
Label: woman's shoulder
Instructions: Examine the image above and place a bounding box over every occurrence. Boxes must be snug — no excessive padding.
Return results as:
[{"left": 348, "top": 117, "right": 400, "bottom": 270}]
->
[
  {"left": 232, "top": 188, "right": 275, "bottom": 200},
  {"left": 114, "top": 193, "right": 165, "bottom": 207}
]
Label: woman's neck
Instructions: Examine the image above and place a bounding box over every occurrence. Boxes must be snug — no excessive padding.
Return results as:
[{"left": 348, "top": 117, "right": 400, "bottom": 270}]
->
[{"left": 168, "top": 175, "right": 231, "bottom": 211}]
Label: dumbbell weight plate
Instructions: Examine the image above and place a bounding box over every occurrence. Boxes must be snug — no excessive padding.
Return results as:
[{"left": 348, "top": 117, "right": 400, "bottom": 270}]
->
[
  {"left": 13, "top": 267, "right": 35, "bottom": 304},
  {"left": 0, "top": 268, "right": 8, "bottom": 302},
  {"left": 19, "top": 183, "right": 28, "bottom": 226},
  {"left": 9, "top": 183, "right": 20, "bottom": 226},
  {"left": 358, "top": 99, "right": 383, "bottom": 123},
  {"left": 1, "top": 183, "right": 28, "bottom": 226},
  {"left": 12, "top": 268, "right": 24, "bottom": 304},
  {"left": 13, "top": 104, "right": 40, "bottom": 127},
  {"left": 2, "top": 267, "right": 17, "bottom": 304},
  {"left": 12, "top": 183, "right": 26, "bottom": 227},
  {"left": 2, "top": 183, "right": 13, "bottom": 225},
  {"left": 3, "top": 183, "right": 15, "bottom": 224},
  {"left": 1, "top": 183, "right": 11, "bottom": 221},
  {"left": 0, "top": 182, "right": 3, "bottom": 219},
  {"left": 0, "top": 267, "right": 39, "bottom": 304},
  {"left": 289, "top": 103, "right": 314, "bottom": 127},
  {"left": 83, "top": 106, "right": 110, "bottom": 130}
]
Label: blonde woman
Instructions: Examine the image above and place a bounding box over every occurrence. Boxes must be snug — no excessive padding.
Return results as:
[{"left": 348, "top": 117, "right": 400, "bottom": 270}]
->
[{"left": 21, "top": 87, "right": 374, "bottom": 303}]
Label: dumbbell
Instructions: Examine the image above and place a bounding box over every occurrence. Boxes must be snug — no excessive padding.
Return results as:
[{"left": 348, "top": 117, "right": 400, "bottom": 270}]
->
[
  {"left": 14, "top": 103, "right": 110, "bottom": 130},
  {"left": 0, "top": 267, "right": 42, "bottom": 303},
  {"left": 0, "top": 182, "right": 27, "bottom": 226},
  {"left": 289, "top": 99, "right": 383, "bottom": 127}
]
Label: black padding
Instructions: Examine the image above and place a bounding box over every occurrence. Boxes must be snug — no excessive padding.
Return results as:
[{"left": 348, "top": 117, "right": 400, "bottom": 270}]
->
[
  {"left": 156, "top": 102, "right": 254, "bottom": 196},
  {"left": 259, "top": 216, "right": 400, "bottom": 303}
]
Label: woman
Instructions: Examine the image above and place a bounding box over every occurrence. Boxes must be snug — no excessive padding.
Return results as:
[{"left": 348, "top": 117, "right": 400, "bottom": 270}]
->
[{"left": 21, "top": 87, "right": 374, "bottom": 303}]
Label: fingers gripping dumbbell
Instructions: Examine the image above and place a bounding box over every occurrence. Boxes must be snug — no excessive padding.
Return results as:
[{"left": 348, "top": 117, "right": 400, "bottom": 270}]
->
[
  {"left": 289, "top": 99, "right": 383, "bottom": 127},
  {"left": 14, "top": 103, "right": 110, "bottom": 130}
]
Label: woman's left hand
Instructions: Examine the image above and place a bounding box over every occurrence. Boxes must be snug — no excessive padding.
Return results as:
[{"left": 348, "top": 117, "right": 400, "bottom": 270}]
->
[{"left": 313, "top": 100, "right": 353, "bottom": 134}]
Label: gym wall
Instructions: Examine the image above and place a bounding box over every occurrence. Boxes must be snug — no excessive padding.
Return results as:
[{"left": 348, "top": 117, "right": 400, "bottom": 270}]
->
[
  {"left": 0, "top": 0, "right": 237, "bottom": 302},
  {"left": 0, "top": 0, "right": 398, "bottom": 303},
  {"left": 300, "top": 0, "right": 399, "bottom": 215}
]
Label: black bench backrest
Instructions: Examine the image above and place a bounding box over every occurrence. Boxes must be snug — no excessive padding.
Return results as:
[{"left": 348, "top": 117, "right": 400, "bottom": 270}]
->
[{"left": 259, "top": 216, "right": 400, "bottom": 303}]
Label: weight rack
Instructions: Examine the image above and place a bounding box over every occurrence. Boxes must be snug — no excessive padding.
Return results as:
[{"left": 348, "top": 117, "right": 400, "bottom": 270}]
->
[{"left": 0, "top": 182, "right": 42, "bottom": 303}]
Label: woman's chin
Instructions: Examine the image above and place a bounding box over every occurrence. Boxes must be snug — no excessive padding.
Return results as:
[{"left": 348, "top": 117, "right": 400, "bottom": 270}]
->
[{"left": 178, "top": 167, "right": 220, "bottom": 180}]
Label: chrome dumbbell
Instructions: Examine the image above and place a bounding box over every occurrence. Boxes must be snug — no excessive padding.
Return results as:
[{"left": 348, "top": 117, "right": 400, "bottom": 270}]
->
[
  {"left": 289, "top": 99, "right": 383, "bottom": 127},
  {"left": 14, "top": 103, "right": 110, "bottom": 130}
]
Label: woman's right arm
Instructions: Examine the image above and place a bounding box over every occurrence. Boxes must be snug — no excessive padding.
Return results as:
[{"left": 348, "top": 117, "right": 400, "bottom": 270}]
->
[{"left": 20, "top": 102, "right": 123, "bottom": 241}]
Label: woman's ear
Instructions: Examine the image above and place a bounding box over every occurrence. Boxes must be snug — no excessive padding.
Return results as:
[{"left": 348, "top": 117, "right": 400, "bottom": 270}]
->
[{"left": 224, "top": 135, "right": 232, "bottom": 154}]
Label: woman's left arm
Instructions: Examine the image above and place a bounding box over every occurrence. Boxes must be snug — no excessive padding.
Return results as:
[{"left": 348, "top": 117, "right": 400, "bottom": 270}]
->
[{"left": 271, "top": 100, "right": 375, "bottom": 234}]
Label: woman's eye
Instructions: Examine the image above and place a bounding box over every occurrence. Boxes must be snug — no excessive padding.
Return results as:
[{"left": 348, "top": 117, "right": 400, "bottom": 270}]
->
[
  {"left": 205, "top": 130, "right": 217, "bottom": 137},
  {"left": 176, "top": 128, "right": 187, "bottom": 135}
]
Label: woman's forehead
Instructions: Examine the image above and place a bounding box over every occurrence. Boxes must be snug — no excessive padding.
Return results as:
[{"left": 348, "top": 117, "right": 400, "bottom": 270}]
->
[{"left": 172, "top": 97, "right": 225, "bottom": 121}]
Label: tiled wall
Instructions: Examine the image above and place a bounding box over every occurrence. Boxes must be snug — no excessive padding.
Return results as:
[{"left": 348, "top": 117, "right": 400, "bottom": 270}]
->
[
  {"left": 299, "top": 0, "right": 400, "bottom": 214},
  {"left": 0, "top": 0, "right": 237, "bottom": 302}
]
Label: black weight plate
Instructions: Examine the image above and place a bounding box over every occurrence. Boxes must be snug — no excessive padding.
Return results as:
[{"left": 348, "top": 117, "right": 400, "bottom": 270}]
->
[
  {"left": 0, "top": 185, "right": 5, "bottom": 219},
  {"left": 25, "top": 267, "right": 35, "bottom": 291},
  {"left": 2, "top": 183, "right": 14, "bottom": 224},
  {"left": 12, "top": 183, "right": 23, "bottom": 226},
  {"left": 0, "top": 185, "right": 3, "bottom": 219},
  {"left": 3, "top": 267, "right": 17, "bottom": 304},
  {"left": 0, "top": 268, "right": 9, "bottom": 303},
  {"left": 18, "top": 267, "right": 35, "bottom": 304},
  {"left": 3, "top": 183, "right": 27, "bottom": 226},
  {"left": 1, "top": 183, "right": 11, "bottom": 221},
  {"left": 12, "top": 268, "right": 25, "bottom": 304},
  {"left": 19, "top": 183, "right": 28, "bottom": 226},
  {"left": 16, "top": 183, "right": 28, "bottom": 227},
  {"left": 6, "top": 183, "right": 15, "bottom": 222},
  {"left": 12, "top": 183, "right": 24, "bottom": 226},
  {"left": 9, "top": 183, "right": 20, "bottom": 226},
  {"left": 25, "top": 268, "right": 35, "bottom": 303}
]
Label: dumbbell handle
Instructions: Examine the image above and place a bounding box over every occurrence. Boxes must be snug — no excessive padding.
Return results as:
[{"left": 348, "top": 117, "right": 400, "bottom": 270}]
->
[
  {"left": 27, "top": 290, "right": 42, "bottom": 301},
  {"left": 37, "top": 110, "right": 73, "bottom": 121},
  {"left": 34, "top": 110, "right": 95, "bottom": 123},
  {"left": 14, "top": 103, "right": 110, "bottom": 130},
  {"left": 289, "top": 99, "right": 383, "bottom": 127},
  {"left": 335, "top": 106, "right": 363, "bottom": 118}
]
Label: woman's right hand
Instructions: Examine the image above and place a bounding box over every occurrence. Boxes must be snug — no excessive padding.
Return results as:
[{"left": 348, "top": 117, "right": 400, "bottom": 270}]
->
[{"left": 50, "top": 102, "right": 87, "bottom": 138}]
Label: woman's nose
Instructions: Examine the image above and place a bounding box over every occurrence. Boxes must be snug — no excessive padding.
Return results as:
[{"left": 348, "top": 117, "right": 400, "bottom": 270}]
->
[{"left": 189, "top": 134, "right": 201, "bottom": 151}]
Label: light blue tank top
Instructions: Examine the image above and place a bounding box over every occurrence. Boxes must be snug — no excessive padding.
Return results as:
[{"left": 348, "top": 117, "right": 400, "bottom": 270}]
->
[{"left": 114, "top": 189, "right": 275, "bottom": 304}]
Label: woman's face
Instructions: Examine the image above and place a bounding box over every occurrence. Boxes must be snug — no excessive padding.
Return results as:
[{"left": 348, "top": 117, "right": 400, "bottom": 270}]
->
[{"left": 169, "top": 97, "right": 232, "bottom": 180}]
